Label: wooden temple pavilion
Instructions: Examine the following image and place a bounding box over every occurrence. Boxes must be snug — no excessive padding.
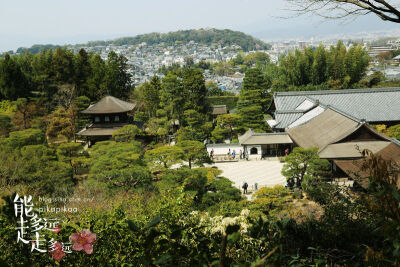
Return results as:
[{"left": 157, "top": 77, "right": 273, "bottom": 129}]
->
[
  {"left": 286, "top": 107, "right": 400, "bottom": 183},
  {"left": 77, "top": 96, "right": 136, "bottom": 145}
]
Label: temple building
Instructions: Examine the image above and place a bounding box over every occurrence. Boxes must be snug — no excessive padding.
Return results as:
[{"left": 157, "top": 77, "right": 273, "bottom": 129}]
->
[
  {"left": 268, "top": 87, "right": 400, "bottom": 131},
  {"left": 238, "top": 129, "right": 293, "bottom": 159},
  {"left": 77, "top": 96, "right": 136, "bottom": 145},
  {"left": 206, "top": 129, "right": 293, "bottom": 160},
  {"left": 286, "top": 106, "right": 400, "bottom": 184}
]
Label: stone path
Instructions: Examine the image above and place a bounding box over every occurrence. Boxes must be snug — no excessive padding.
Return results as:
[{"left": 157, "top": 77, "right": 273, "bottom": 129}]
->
[{"left": 206, "top": 160, "right": 286, "bottom": 192}]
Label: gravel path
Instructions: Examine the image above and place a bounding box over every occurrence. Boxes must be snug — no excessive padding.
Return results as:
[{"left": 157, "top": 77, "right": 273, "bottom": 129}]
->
[{"left": 206, "top": 160, "right": 286, "bottom": 192}]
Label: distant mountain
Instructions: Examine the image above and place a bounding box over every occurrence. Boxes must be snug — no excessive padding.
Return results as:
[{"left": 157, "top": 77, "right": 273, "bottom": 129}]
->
[
  {"left": 15, "top": 29, "right": 271, "bottom": 53},
  {"left": 16, "top": 44, "right": 61, "bottom": 54}
]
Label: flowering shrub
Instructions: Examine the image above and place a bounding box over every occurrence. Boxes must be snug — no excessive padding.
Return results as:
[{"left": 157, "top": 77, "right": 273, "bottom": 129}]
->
[
  {"left": 49, "top": 242, "right": 65, "bottom": 261},
  {"left": 70, "top": 229, "right": 97, "bottom": 254}
]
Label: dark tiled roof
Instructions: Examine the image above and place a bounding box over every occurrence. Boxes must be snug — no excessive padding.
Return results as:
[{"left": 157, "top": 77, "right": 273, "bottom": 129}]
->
[
  {"left": 238, "top": 129, "right": 292, "bottom": 145},
  {"left": 273, "top": 87, "right": 400, "bottom": 128},
  {"left": 334, "top": 142, "right": 400, "bottom": 189},
  {"left": 81, "top": 96, "right": 136, "bottom": 114},
  {"left": 77, "top": 123, "right": 128, "bottom": 136}
]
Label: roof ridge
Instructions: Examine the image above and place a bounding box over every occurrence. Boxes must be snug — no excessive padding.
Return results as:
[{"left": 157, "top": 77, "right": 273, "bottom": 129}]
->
[
  {"left": 287, "top": 105, "right": 327, "bottom": 128},
  {"left": 252, "top": 132, "right": 289, "bottom": 136},
  {"left": 326, "top": 106, "right": 362, "bottom": 123},
  {"left": 274, "top": 87, "right": 400, "bottom": 97},
  {"left": 275, "top": 110, "right": 305, "bottom": 114},
  {"left": 392, "top": 138, "right": 400, "bottom": 147}
]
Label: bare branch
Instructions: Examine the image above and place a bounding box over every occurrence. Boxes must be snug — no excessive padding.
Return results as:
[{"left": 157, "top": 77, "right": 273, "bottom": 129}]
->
[{"left": 286, "top": 0, "right": 400, "bottom": 23}]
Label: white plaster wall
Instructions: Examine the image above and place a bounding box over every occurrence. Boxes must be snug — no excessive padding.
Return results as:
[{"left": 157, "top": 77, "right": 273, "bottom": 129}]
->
[
  {"left": 207, "top": 144, "right": 242, "bottom": 155},
  {"left": 245, "top": 145, "right": 262, "bottom": 159}
]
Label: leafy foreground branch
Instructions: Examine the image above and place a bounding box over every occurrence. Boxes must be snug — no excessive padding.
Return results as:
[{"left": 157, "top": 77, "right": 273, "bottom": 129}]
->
[{"left": 1, "top": 147, "right": 400, "bottom": 266}]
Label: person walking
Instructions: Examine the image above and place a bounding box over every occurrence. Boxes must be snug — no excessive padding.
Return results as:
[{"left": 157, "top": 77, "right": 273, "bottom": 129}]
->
[
  {"left": 232, "top": 150, "right": 236, "bottom": 159},
  {"left": 239, "top": 149, "right": 243, "bottom": 159},
  {"left": 242, "top": 182, "right": 248, "bottom": 194},
  {"left": 210, "top": 149, "right": 214, "bottom": 160}
]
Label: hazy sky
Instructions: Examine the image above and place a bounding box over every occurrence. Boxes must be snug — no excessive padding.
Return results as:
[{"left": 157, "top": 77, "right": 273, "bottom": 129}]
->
[{"left": 1, "top": 0, "right": 399, "bottom": 51}]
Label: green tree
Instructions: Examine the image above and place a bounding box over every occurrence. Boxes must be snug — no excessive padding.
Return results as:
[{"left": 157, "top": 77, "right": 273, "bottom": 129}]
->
[
  {"left": 52, "top": 47, "right": 74, "bottom": 84},
  {"left": 31, "top": 49, "right": 58, "bottom": 102},
  {"left": 87, "top": 54, "right": 107, "bottom": 100},
  {"left": 237, "top": 68, "right": 270, "bottom": 131},
  {"left": 311, "top": 45, "right": 328, "bottom": 85},
  {"left": 146, "top": 109, "right": 170, "bottom": 143},
  {"left": 112, "top": 125, "right": 139, "bottom": 142},
  {"left": 135, "top": 79, "right": 160, "bottom": 118},
  {"left": 0, "top": 54, "right": 30, "bottom": 100},
  {"left": 244, "top": 52, "right": 270, "bottom": 69},
  {"left": 386, "top": 124, "right": 400, "bottom": 140},
  {"left": 0, "top": 114, "right": 11, "bottom": 137},
  {"left": 161, "top": 73, "right": 185, "bottom": 123},
  {"left": 89, "top": 141, "right": 151, "bottom": 190},
  {"left": 281, "top": 147, "right": 331, "bottom": 188},
  {"left": 3, "top": 128, "right": 44, "bottom": 148},
  {"left": 182, "top": 68, "right": 209, "bottom": 114},
  {"left": 74, "top": 48, "right": 92, "bottom": 97},
  {"left": 104, "top": 51, "right": 132, "bottom": 98},
  {"left": 145, "top": 145, "right": 184, "bottom": 169},
  {"left": 20, "top": 145, "right": 74, "bottom": 196},
  {"left": 201, "top": 177, "right": 242, "bottom": 209},
  {"left": 177, "top": 140, "right": 209, "bottom": 168},
  {"left": 211, "top": 126, "right": 228, "bottom": 143},
  {"left": 183, "top": 109, "right": 204, "bottom": 128},
  {"left": 73, "top": 95, "right": 91, "bottom": 129},
  {"left": 45, "top": 107, "right": 74, "bottom": 140},
  {"left": 215, "top": 114, "right": 242, "bottom": 141},
  {"left": 56, "top": 142, "right": 86, "bottom": 174}
]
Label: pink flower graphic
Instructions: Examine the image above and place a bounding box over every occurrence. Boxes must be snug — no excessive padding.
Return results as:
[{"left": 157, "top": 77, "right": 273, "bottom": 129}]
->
[
  {"left": 69, "top": 229, "right": 97, "bottom": 254},
  {"left": 54, "top": 225, "right": 62, "bottom": 234},
  {"left": 50, "top": 242, "right": 65, "bottom": 261}
]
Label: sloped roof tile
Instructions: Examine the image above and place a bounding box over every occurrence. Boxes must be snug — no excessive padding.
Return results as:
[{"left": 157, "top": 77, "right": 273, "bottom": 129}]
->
[
  {"left": 274, "top": 87, "right": 400, "bottom": 124},
  {"left": 81, "top": 96, "right": 136, "bottom": 114}
]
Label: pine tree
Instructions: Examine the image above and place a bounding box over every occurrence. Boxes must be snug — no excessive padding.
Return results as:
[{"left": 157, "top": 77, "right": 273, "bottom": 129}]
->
[
  {"left": 237, "top": 68, "right": 270, "bottom": 131},
  {"left": 0, "top": 54, "right": 30, "bottom": 100},
  {"left": 182, "top": 68, "right": 209, "bottom": 115}
]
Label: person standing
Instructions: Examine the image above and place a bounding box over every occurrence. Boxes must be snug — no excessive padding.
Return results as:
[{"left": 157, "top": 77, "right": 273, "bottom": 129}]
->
[
  {"left": 210, "top": 149, "right": 214, "bottom": 159},
  {"left": 232, "top": 150, "right": 236, "bottom": 159},
  {"left": 239, "top": 149, "right": 243, "bottom": 159},
  {"left": 242, "top": 182, "right": 248, "bottom": 194}
]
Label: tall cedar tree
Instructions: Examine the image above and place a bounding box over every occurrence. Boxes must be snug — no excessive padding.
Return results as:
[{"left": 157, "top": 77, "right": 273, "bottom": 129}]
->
[
  {"left": 237, "top": 68, "right": 271, "bottom": 131},
  {"left": 0, "top": 54, "right": 30, "bottom": 100},
  {"left": 74, "top": 48, "right": 92, "bottom": 97},
  {"left": 182, "top": 68, "right": 209, "bottom": 115},
  {"left": 104, "top": 51, "right": 132, "bottom": 99},
  {"left": 160, "top": 73, "right": 185, "bottom": 123}
]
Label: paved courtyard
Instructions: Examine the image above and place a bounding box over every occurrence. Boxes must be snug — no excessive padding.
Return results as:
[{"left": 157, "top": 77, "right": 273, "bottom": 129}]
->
[{"left": 206, "top": 160, "right": 286, "bottom": 192}]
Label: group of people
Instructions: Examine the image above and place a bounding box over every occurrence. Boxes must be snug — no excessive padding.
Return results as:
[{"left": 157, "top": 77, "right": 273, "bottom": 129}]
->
[
  {"left": 227, "top": 149, "right": 237, "bottom": 159},
  {"left": 210, "top": 148, "right": 248, "bottom": 160}
]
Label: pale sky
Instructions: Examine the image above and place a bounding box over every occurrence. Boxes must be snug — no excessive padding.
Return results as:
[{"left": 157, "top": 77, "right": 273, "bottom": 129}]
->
[{"left": 1, "top": 0, "right": 399, "bottom": 51}]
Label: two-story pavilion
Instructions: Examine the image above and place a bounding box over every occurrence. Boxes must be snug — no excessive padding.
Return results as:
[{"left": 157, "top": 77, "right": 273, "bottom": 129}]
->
[{"left": 77, "top": 96, "right": 136, "bottom": 145}]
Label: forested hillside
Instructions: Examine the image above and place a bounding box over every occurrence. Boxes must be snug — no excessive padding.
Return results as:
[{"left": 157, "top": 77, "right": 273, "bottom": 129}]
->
[{"left": 13, "top": 29, "right": 270, "bottom": 54}]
